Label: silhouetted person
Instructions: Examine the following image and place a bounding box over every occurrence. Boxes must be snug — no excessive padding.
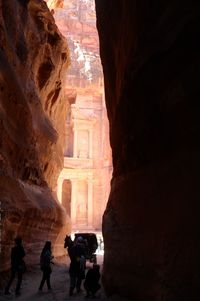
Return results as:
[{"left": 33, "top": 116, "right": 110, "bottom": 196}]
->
[
  {"left": 84, "top": 264, "right": 101, "bottom": 298},
  {"left": 5, "top": 236, "right": 26, "bottom": 296},
  {"left": 69, "top": 236, "right": 86, "bottom": 296},
  {"left": 39, "top": 241, "right": 54, "bottom": 291}
]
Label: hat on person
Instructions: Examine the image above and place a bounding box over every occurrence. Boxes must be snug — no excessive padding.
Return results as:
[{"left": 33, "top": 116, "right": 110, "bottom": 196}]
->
[{"left": 77, "top": 236, "right": 84, "bottom": 243}]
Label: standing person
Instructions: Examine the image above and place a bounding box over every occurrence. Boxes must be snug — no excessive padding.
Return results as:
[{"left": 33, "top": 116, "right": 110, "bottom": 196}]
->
[
  {"left": 84, "top": 264, "right": 101, "bottom": 298},
  {"left": 5, "top": 236, "right": 26, "bottom": 296},
  {"left": 38, "top": 241, "right": 54, "bottom": 291},
  {"left": 69, "top": 236, "right": 86, "bottom": 296}
]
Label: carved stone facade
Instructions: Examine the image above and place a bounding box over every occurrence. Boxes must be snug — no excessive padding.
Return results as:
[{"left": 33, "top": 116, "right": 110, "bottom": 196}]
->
[
  {"left": 57, "top": 93, "right": 112, "bottom": 231},
  {"left": 52, "top": 0, "right": 112, "bottom": 231}
]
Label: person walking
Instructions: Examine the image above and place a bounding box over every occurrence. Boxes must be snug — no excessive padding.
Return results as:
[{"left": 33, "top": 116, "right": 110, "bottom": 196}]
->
[
  {"left": 69, "top": 236, "right": 86, "bottom": 296},
  {"left": 38, "top": 241, "right": 54, "bottom": 291},
  {"left": 5, "top": 236, "right": 26, "bottom": 296}
]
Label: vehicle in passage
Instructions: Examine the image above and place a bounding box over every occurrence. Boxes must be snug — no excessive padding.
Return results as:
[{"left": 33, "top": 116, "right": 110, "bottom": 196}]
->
[{"left": 74, "top": 233, "right": 98, "bottom": 264}]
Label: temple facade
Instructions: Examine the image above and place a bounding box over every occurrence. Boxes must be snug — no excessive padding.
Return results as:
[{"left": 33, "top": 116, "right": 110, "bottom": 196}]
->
[
  {"left": 53, "top": 0, "right": 112, "bottom": 231},
  {"left": 57, "top": 92, "right": 112, "bottom": 231}
]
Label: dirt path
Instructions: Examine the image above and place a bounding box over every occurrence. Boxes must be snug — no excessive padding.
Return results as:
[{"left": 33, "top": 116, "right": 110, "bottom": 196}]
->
[{"left": 0, "top": 255, "right": 110, "bottom": 301}]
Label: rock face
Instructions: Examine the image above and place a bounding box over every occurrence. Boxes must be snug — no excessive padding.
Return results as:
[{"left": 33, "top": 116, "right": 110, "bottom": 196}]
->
[
  {"left": 45, "top": 0, "right": 64, "bottom": 10},
  {"left": 95, "top": 1, "right": 200, "bottom": 300},
  {"left": 0, "top": 0, "right": 70, "bottom": 272}
]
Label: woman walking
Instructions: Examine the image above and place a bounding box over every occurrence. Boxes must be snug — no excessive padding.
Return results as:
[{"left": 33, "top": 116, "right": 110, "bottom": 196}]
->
[{"left": 39, "top": 241, "right": 53, "bottom": 291}]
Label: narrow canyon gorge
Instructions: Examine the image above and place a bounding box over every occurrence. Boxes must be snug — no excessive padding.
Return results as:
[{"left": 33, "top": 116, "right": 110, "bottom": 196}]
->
[
  {"left": 1, "top": 1, "right": 200, "bottom": 301},
  {"left": 0, "top": 0, "right": 70, "bottom": 270}
]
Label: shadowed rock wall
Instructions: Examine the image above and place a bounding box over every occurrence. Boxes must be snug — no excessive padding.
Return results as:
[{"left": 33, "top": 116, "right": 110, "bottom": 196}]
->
[
  {"left": 0, "top": 0, "right": 70, "bottom": 272},
  {"left": 95, "top": 1, "right": 200, "bottom": 300}
]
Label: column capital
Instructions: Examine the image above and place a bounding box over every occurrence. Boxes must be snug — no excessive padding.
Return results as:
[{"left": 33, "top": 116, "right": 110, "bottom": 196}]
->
[
  {"left": 58, "top": 178, "right": 64, "bottom": 184},
  {"left": 70, "top": 178, "right": 78, "bottom": 184},
  {"left": 87, "top": 177, "right": 93, "bottom": 183}
]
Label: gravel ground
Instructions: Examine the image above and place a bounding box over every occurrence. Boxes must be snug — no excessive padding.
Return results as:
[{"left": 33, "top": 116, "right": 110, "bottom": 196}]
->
[{"left": 0, "top": 254, "right": 126, "bottom": 301}]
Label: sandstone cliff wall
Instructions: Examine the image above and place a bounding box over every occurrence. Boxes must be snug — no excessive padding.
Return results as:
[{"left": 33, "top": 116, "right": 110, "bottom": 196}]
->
[
  {"left": 96, "top": 1, "right": 200, "bottom": 300},
  {"left": 0, "top": 0, "right": 70, "bottom": 272},
  {"left": 45, "top": 0, "right": 64, "bottom": 10}
]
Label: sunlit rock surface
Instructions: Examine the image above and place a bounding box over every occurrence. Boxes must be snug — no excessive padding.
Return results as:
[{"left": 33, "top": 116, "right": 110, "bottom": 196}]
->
[
  {"left": 0, "top": 0, "right": 70, "bottom": 272},
  {"left": 96, "top": 0, "right": 200, "bottom": 300},
  {"left": 54, "top": 0, "right": 102, "bottom": 90},
  {"left": 45, "top": 0, "right": 64, "bottom": 10},
  {"left": 51, "top": 0, "right": 112, "bottom": 231}
]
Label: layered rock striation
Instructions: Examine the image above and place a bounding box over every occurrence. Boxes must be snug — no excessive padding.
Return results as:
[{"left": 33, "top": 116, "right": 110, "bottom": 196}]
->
[
  {"left": 96, "top": 1, "right": 200, "bottom": 300},
  {"left": 0, "top": 0, "right": 70, "bottom": 272}
]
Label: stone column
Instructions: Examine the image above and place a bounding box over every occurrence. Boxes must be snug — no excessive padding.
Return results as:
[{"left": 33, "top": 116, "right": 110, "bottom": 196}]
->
[
  {"left": 89, "top": 129, "right": 93, "bottom": 158},
  {"left": 57, "top": 178, "right": 63, "bottom": 204},
  {"left": 73, "top": 129, "right": 78, "bottom": 158},
  {"left": 71, "top": 179, "right": 77, "bottom": 227},
  {"left": 87, "top": 178, "right": 93, "bottom": 228}
]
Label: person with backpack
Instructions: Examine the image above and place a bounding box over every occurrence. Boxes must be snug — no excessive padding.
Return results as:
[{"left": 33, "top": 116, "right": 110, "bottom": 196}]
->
[
  {"left": 4, "top": 236, "right": 26, "bottom": 296},
  {"left": 38, "top": 241, "right": 54, "bottom": 291},
  {"left": 68, "top": 236, "right": 86, "bottom": 296}
]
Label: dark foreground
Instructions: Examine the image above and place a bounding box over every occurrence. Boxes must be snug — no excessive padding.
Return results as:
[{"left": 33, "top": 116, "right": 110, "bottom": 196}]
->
[{"left": 0, "top": 255, "right": 126, "bottom": 301}]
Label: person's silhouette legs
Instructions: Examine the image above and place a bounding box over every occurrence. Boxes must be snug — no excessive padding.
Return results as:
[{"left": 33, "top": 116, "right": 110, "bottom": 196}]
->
[{"left": 5, "top": 270, "right": 16, "bottom": 294}]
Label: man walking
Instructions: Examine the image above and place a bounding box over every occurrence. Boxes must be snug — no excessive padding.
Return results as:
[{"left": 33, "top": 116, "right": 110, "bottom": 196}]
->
[
  {"left": 5, "top": 236, "right": 26, "bottom": 296},
  {"left": 69, "top": 236, "right": 86, "bottom": 296}
]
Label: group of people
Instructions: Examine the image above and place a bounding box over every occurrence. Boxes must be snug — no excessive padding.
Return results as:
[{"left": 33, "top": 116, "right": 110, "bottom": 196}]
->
[
  {"left": 4, "top": 235, "right": 101, "bottom": 298},
  {"left": 64, "top": 235, "right": 101, "bottom": 297}
]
